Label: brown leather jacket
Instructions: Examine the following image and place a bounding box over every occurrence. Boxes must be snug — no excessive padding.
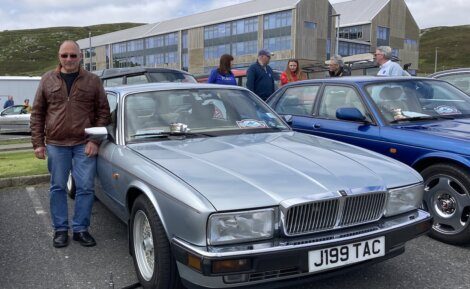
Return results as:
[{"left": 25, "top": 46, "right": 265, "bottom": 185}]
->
[{"left": 30, "top": 66, "right": 110, "bottom": 149}]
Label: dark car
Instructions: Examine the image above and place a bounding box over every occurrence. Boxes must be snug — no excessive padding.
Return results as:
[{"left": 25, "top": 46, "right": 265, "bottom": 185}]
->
[
  {"left": 94, "top": 67, "right": 197, "bottom": 87},
  {"left": 268, "top": 76, "right": 470, "bottom": 245},
  {"left": 429, "top": 68, "right": 470, "bottom": 96},
  {"left": 195, "top": 68, "right": 281, "bottom": 88}
]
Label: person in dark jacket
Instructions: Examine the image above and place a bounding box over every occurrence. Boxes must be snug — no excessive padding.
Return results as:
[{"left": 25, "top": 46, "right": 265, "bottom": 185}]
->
[
  {"left": 246, "top": 49, "right": 275, "bottom": 101},
  {"left": 208, "top": 54, "right": 236, "bottom": 85},
  {"left": 30, "top": 40, "right": 111, "bottom": 248},
  {"left": 328, "top": 55, "right": 350, "bottom": 77},
  {"left": 3, "top": 95, "right": 14, "bottom": 109}
]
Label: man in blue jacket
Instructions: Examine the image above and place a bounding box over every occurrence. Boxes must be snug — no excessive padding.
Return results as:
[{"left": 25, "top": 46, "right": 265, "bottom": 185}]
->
[{"left": 246, "top": 49, "right": 275, "bottom": 101}]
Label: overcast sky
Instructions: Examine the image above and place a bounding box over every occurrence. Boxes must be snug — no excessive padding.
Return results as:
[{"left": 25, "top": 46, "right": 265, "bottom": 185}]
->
[{"left": 1, "top": 0, "right": 468, "bottom": 31}]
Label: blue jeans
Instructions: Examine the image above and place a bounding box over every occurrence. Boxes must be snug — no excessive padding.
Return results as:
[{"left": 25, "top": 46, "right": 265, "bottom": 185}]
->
[{"left": 47, "top": 144, "right": 96, "bottom": 233}]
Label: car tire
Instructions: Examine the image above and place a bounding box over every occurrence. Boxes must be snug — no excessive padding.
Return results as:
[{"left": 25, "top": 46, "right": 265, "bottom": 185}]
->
[
  {"left": 66, "top": 173, "right": 76, "bottom": 200},
  {"left": 422, "top": 163, "right": 470, "bottom": 245},
  {"left": 130, "top": 195, "right": 183, "bottom": 289}
]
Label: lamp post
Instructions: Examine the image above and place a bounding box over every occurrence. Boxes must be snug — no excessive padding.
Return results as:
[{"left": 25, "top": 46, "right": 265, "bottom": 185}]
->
[
  {"left": 434, "top": 47, "right": 438, "bottom": 73},
  {"left": 88, "top": 30, "right": 92, "bottom": 71},
  {"left": 331, "top": 14, "right": 341, "bottom": 56}
]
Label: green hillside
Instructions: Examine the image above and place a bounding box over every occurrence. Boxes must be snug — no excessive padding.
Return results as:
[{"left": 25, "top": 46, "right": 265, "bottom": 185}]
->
[
  {"left": 419, "top": 25, "right": 470, "bottom": 74},
  {"left": 1, "top": 23, "right": 469, "bottom": 76},
  {"left": 0, "top": 23, "right": 143, "bottom": 76}
]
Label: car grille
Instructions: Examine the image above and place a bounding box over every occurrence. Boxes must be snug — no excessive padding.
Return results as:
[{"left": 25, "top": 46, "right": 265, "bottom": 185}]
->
[{"left": 283, "top": 192, "right": 386, "bottom": 236}]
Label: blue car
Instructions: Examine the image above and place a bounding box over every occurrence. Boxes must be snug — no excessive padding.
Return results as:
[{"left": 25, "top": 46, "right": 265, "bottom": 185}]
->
[{"left": 268, "top": 76, "right": 470, "bottom": 245}]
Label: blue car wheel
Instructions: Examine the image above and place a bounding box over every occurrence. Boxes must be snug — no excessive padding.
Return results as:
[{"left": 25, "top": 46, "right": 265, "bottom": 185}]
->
[{"left": 422, "top": 163, "right": 470, "bottom": 245}]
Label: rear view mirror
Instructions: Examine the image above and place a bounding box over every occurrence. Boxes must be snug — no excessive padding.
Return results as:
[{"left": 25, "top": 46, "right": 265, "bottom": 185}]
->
[
  {"left": 85, "top": 127, "right": 108, "bottom": 141},
  {"left": 336, "top": 107, "right": 367, "bottom": 123}
]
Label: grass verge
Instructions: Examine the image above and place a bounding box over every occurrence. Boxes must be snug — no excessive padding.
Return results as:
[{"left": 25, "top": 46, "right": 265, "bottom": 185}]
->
[
  {"left": 0, "top": 137, "right": 31, "bottom": 146},
  {"left": 0, "top": 150, "right": 48, "bottom": 178}
]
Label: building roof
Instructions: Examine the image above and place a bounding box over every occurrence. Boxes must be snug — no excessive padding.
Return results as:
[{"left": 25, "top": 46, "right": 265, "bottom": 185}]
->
[
  {"left": 332, "top": 0, "right": 389, "bottom": 27},
  {"left": 77, "top": 0, "right": 301, "bottom": 49}
]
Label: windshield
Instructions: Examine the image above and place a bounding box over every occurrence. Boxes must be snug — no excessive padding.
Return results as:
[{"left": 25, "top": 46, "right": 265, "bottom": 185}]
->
[
  {"left": 124, "top": 88, "right": 288, "bottom": 142},
  {"left": 365, "top": 80, "right": 470, "bottom": 123}
]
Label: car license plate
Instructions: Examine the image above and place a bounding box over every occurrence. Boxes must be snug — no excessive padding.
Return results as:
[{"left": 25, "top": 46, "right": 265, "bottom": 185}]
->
[{"left": 308, "top": 236, "right": 385, "bottom": 272}]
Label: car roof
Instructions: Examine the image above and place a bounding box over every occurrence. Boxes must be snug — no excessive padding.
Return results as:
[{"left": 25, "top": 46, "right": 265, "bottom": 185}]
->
[
  {"left": 283, "top": 76, "right": 431, "bottom": 86},
  {"left": 428, "top": 68, "right": 470, "bottom": 78},
  {"left": 97, "top": 67, "right": 192, "bottom": 79},
  {"left": 105, "top": 82, "right": 249, "bottom": 95}
]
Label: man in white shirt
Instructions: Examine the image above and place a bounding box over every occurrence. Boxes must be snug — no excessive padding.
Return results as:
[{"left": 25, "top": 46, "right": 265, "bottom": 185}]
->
[{"left": 375, "top": 46, "right": 410, "bottom": 76}]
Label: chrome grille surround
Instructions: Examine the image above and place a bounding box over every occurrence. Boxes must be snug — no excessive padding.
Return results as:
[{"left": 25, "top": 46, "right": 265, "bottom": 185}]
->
[{"left": 282, "top": 191, "right": 387, "bottom": 236}]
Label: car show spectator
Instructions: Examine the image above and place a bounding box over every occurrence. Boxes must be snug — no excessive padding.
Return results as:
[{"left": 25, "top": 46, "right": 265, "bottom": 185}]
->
[
  {"left": 3, "top": 95, "right": 14, "bottom": 109},
  {"left": 375, "top": 46, "right": 410, "bottom": 76},
  {"left": 207, "top": 54, "right": 237, "bottom": 86},
  {"left": 280, "top": 58, "right": 307, "bottom": 86},
  {"left": 328, "top": 55, "right": 350, "bottom": 77},
  {"left": 30, "top": 40, "right": 110, "bottom": 248},
  {"left": 22, "top": 98, "right": 32, "bottom": 113},
  {"left": 246, "top": 49, "right": 275, "bottom": 101}
]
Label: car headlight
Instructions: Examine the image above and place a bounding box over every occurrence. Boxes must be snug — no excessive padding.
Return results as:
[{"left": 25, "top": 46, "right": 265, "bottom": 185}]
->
[
  {"left": 208, "top": 209, "right": 274, "bottom": 245},
  {"left": 384, "top": 184, "right": 424, "bottom": 217}
]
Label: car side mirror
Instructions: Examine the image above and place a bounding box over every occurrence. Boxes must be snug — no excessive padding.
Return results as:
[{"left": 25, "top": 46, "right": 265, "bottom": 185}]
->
[
  {"left": 336, "top": 107, "right": 368, "bottom": 123},
  {"left": 281, "top": 114, "right": 293, "bottom": 125},
  {"left": 85, "top": 127, "right": 109, "bottom": 141}
]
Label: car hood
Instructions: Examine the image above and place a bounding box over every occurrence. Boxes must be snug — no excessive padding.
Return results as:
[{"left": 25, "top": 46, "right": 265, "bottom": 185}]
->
[
  {"left": 128, "top": 132, "right": 421, "bottom": 211},
  {"left": 397, "top": 118, "right": 470, "bottom": 141}
]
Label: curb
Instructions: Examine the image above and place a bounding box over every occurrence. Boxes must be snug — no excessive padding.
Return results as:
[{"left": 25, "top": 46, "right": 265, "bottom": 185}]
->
[{"left": 0, "top": 174, "right": 50, "bottom": 189}]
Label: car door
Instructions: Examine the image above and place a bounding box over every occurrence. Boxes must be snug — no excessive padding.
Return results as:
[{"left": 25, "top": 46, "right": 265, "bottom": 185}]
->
[
  {"left": 0, "top": 106, "right": 24, "bottom": 132},
  {"left": 271, "top": 84, "right": 320, "bottom": 131},
  {"left": 309, "top": 84, "right": 383, "bottom": 151},
  {"left": 95, "top": 91, "right": 128, "bottom": 220}
]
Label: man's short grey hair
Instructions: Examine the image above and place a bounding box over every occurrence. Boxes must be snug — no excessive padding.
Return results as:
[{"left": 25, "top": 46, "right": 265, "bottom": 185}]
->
[
  {"left": 330, "top": 55, "right": 344, "bottom": 67},
  {"left": 376, "top": 46, "right": 393, "bottom": 60}
]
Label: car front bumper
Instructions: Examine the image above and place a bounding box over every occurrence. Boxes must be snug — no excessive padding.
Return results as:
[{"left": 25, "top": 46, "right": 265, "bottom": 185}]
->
[{"left": 172, "top": 209, "right": 431, "bottom": 289}]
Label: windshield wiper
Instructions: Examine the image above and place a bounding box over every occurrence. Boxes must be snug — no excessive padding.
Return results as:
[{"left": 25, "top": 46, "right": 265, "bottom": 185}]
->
[
  {"left": 390, "top": 115, "right": 454, "bottom": 124},
  {"left": 131, "top": 131, "right": 215, "bottom": 140}
]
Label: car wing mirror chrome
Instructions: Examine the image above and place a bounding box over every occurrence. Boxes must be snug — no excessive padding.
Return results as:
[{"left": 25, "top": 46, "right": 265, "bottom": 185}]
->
[{"left": 85, "top": 126, "right": 109, "bottom": 141}]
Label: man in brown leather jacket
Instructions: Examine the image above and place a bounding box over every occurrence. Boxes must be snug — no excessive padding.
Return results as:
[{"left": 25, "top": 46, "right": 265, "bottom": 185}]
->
[{"left": 30, "top": 40, "right": 110, "bottom": 248}]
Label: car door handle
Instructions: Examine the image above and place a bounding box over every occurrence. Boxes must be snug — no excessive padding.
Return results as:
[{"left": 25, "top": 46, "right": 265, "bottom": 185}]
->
[{"left": 313, "top": 123, "right": 321, "bottom": 129}]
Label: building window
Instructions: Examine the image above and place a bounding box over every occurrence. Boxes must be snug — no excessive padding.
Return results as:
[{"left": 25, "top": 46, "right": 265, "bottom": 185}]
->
[
  {"left": 404, "top": 38, "right": 417, "bottom": 50},
  {"left": 182, "top": 31, "right": 188, "bottom": 49},
  {"left": 127, "top": 39, "right": 144, "bottom": 52},
  {"left": 338, "top": 41, "right": 370, "bottom": 57},
  {"left": 264, "top": 11, "right": 292, "bottom": 30},
  {"left": 304, "top": 21, "right": 317, "bottom": 30},
  {"left": 263, "top": 35, "right": 291, "bottom": 52},
  {"left": 339, "top": 26, "right": 363, "bottom": 39},
  {"left": 377, "top": 26, "right": 390, "bottom": 46}
]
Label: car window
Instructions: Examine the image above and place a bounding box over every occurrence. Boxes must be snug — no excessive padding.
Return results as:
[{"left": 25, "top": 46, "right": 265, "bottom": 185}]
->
[
  {"left": 104, "top": 77, "right": 124, "bottom": 87},
  {"left": 435, "top": 73, "right": 470, "bottom": 95},
  {"left": 148, "top": 72, "right": 196, "bottom": 83},
  {"left": 275, "top": 86, "right": 319, "bottom": 116},
  {"left": 126, "top": 74, "right": 148, "bottom": 85},
  {"left": 1, "top": 106, "right": 24, "bottom": 116},
  {"left": 365, "top": 80, "right": 470, "bottom": 123},
  {"left": 124, "top": 89, "right": 289, "bottom": 142},
  {"left": 319, "top": 86, "right": 368, "bottom": 121}
]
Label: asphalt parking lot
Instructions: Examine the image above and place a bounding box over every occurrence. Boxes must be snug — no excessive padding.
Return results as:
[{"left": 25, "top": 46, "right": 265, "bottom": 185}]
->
[{"left": 1, "top": 184, "right": 470, "bottom": 289}]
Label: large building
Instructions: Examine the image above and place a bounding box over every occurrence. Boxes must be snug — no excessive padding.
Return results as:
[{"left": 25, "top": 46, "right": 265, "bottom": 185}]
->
[
  {"left": 334, "top": 0, "right": 419, "bottom": 69},
  {"left": 77, "top": 0, "right": 419, "bottom": 74}
]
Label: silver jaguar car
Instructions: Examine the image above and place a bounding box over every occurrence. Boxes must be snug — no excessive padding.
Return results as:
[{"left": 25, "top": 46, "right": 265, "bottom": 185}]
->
[{"left": 82, "top": 83, "right": 431, "bottom": 289}]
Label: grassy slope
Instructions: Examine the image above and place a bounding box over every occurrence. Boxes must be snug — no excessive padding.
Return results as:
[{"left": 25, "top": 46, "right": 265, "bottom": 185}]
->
[
  {"left": 0, "top": 23, "right": 143, "bottom": 76},
  {"left": 419, "top": 25, "right": 470, "bottom": 73}
]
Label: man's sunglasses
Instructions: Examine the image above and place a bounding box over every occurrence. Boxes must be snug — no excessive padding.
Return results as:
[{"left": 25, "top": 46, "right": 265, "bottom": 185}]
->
[{"left": 60, "top": 54, "right": 78, "bottom": 59}]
